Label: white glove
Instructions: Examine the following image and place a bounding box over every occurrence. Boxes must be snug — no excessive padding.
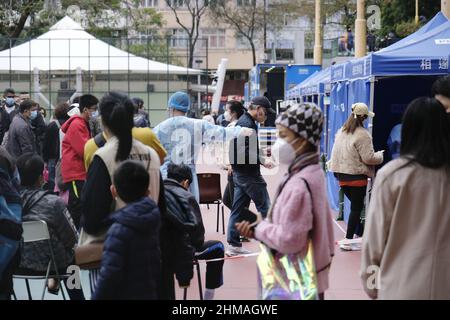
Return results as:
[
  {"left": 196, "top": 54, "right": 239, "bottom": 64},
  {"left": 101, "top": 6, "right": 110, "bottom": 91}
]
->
[{"left": 239, "top": 127, "right": 255, "bottom": 137}]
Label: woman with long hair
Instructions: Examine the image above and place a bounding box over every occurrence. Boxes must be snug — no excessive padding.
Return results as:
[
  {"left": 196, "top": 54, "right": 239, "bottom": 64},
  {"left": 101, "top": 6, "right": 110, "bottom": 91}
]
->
[
  {"left": 329, "top": 103, "right": 384, "bottom": 250},
  {"left": 361, "top": 97, "right": 450, "bottom": 299},
  {"left": 80, "top": 91, "right": 161, "bottom": 293}
]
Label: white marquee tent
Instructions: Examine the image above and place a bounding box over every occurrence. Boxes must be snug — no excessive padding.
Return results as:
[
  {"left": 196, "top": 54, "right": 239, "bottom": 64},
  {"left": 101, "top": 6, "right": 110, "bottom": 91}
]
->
[{"left": 0, "top": 16, "right": 202, "bottom": 75}]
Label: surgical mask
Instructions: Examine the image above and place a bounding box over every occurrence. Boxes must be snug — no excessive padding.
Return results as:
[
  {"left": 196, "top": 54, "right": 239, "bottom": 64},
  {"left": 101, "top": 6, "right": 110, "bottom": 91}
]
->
[
  {"left": 271, "top": 137, "right": 301, "bottom": 165},
  {"left": 5, "top": 97, "right": 15, "bottom": 107},
  {"left": 30, "top": 110, "right": 38, "bottom": 120},
  {"left": 90, "top": 110, "right": 99, "bottom": 120},
  {"left": 224, "top": 111, "right": 232, "bottom": 122}
]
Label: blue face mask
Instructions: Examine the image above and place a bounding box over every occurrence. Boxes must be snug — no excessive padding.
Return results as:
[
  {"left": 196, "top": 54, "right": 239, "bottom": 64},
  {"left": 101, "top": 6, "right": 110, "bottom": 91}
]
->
[
  {"left": 90, "top": 110, "right": 99, "bottom": 120},
  {"left": 5, "top": 97, "right": 15, "bottom": 107},
  {"left": 30, "top": 110, "right": 38, "bottom": 120}
]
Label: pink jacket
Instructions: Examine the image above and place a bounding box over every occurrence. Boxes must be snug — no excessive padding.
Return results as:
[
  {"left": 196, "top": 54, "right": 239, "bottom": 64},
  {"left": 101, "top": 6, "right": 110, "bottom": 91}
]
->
[{"left": 255, "top": 164, "right": 335, "bottom": 294}]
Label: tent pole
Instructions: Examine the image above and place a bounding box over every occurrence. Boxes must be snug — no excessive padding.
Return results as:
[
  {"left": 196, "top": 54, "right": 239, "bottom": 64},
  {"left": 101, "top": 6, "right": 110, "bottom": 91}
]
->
[
  {"left": 368, "top": 76, "right": 375, "bottom": 136},
  {"left": 197, "top": 74, "right": 201, "bottom": 116}
]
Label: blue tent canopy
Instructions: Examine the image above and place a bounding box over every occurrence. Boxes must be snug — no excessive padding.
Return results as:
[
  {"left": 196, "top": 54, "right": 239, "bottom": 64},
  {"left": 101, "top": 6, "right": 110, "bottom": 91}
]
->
[
  {"left": 300, "top": 67, "right": 332, "bottom": 96},
  {"left": 325, "top": 12, "right": 450, "bottom": 214}
]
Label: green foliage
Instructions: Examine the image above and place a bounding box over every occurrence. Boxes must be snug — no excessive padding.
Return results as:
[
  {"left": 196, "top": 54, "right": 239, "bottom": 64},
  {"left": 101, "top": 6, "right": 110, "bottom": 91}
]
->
[
  {"left": 380, "top": 0, "right": 441, "bottom": 37},
  {"left": 394, "top": 19, "right": 421, "bottom": 38}
]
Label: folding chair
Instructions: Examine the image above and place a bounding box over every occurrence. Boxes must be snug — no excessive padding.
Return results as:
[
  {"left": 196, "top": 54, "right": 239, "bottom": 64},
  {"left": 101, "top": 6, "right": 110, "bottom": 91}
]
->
[
  {"left": 197, "top": 173, "right": 225, "bottom": 234},
  {"left": 13, "top": 220, "right": 69, "bottom": 300},
  {"left": 183, "top": 259, "right": 203, "bottom": 300}
]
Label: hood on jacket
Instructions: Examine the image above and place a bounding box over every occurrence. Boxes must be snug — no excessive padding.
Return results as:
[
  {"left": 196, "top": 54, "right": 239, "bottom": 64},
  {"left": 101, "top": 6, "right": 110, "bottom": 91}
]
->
[
  {"left": 61, "top": 115, "right": 86, "bottom": 134},
  {"left": 20, "top": 188, "right": 49, "bottom": 215},
  {"left": 109, "top": 197, "right": 160, "bottom": 232},
  {"left": 163, "top": 179, "right": 198, "bottom": 231}
]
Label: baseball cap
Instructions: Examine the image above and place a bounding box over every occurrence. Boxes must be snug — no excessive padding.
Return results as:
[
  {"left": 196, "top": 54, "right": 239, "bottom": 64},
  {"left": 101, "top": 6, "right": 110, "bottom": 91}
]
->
[
  {"left": 251, "top": 96, "right": 276, "bottom": 114},
  {"left": 352, "top": 103, "right": 375, "bottom": 118}
]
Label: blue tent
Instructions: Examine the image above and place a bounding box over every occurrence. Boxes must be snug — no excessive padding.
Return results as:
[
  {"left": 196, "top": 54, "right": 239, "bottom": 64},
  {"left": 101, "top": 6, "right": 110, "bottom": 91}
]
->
[{"left": 326, "top": 13, "right": 450, "bottom": 215}]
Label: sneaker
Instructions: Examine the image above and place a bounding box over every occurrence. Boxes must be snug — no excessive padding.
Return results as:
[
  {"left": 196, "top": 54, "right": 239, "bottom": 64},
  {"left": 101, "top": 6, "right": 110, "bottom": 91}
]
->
[
  {"left": 339, "top": 243, "right": 361, "bottom": 251},
  {"left": 226, "top": 245, "right": 253, "bottom": 257},
  {"left": 240, "top": 236, "right": 251, "bottom": 243}
]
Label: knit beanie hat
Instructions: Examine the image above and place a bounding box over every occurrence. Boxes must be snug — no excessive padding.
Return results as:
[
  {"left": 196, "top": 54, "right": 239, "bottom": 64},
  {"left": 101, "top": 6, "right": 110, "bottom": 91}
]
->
[{"left": 275, "top": 102, "right": 323, "bottom": 147}]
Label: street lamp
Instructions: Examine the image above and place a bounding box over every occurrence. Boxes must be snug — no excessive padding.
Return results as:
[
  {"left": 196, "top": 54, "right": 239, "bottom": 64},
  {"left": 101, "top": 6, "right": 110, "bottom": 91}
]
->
[
  {"left": 415, "top": 0, "right": 419, "bottom": 25},
  {"left": 355, "top": 0, "right": 367, "bottom": 58},
  {"left": 313, "top": 0, "right": 323, "bottom": 65},
  {"left": 443, "top": 0, "right": 450, "bottom": 19}
]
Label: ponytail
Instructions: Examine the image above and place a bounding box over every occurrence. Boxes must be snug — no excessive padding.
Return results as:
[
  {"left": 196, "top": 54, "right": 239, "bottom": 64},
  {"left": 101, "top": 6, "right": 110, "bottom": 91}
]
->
[{"left": 99, "top": 92, "right": 134, "bottom": 161}]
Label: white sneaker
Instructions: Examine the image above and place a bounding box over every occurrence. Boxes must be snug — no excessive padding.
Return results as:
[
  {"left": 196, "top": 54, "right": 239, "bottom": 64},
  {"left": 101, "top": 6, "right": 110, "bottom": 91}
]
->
[
  {"left": 226, "top": 245, "right": 252, "bottom": 256},
  {"left": 339, "top": 243, "right": 361, "bottom": 251}
]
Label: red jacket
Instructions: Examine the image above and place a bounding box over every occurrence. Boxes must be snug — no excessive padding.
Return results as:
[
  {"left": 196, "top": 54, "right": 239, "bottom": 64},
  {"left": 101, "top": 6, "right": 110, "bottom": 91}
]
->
[{"left": 61, "top": 115, "right": 90, "bottom": 183}]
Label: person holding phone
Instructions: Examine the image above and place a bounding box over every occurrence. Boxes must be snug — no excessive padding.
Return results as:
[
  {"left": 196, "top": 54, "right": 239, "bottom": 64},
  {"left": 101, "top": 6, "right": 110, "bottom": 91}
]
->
[
  {"left": 328, "top": 103, "right": 384, "bottom": 251},
  {"left": 236, "top": 103, "right": 335, "bottom": 300}
]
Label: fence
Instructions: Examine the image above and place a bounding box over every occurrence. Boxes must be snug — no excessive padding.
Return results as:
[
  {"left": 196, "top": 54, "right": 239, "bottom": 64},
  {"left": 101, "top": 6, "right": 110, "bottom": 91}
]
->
[{"left": 0, "top": 36, "right": 209, "bottom": 126}]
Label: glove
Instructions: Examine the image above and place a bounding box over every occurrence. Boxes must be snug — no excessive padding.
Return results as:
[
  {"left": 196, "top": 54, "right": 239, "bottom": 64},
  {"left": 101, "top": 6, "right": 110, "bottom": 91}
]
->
[{"left": 239, "top": 127, "right": 255, "bottom": 137}]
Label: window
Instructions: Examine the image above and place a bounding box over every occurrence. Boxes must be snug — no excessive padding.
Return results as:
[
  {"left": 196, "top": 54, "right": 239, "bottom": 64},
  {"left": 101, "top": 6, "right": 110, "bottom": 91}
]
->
[
  {"left": 167, "top": 0, "right": 185, "bottom": 7},
  {"left": 202, "top": 29, "right": 226, "bottom": 48},
  {"left": 140, "top": 0, "right": 158, "bottom": 7},
  {"left": 237, "top": 0, "right": 255, "bottom": 6},
  {"left": 170, "top": 29, "right": 189, "bottom": 48}
]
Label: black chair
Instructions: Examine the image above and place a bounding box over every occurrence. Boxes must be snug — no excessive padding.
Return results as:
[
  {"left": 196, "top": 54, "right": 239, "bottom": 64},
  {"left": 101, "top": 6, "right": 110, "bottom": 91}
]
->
[
  {"left": 183, "top": 259, "right": 203, "bottom": 300},
  {"left": 197, "top": 173, "right": 225, "bottom": 234}
]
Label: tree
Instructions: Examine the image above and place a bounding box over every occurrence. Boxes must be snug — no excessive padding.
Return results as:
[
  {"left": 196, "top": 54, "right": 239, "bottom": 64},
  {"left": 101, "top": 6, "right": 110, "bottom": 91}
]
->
[
  {"left": 164, "top": 0, "right": 209, "bottom": 68},
  {"left": 379, "top": 0, "right": 441, "bottom": 37}
]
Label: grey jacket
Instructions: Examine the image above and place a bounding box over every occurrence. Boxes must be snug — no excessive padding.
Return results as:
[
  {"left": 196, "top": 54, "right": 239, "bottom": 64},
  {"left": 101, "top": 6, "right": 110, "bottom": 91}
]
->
[
  {"left": 6, "top": 113, "right": 36, "bottom": 159},
  {"left": 19, "top": 188, "right": 77, "bottom": 272}
]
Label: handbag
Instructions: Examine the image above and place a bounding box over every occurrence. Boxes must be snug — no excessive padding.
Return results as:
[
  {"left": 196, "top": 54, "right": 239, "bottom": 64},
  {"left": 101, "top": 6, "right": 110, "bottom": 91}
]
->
[
  {"left": 256, "top": 176, "right": 319, "bottom": 300},
  {"left": 257, "top": 241, "right": 318, "bottom": 300},
  {"left": 74, "top": 228, "right": 106, "bottom": 270}
]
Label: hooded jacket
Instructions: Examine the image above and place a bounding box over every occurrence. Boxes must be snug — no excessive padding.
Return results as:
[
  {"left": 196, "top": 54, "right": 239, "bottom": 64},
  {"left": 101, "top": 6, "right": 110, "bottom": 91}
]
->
[
  {"left": 19, "top": 188, "right": 77, "bottom": 272},
  {"left": 161, "top": 179, "right": 204, "bottom": 289},
  {"left": 92, "top": 197, "right": 161, "bottom": 300},
  {"left": 61, "top": 115, "right": 90, "bottom": 183}
]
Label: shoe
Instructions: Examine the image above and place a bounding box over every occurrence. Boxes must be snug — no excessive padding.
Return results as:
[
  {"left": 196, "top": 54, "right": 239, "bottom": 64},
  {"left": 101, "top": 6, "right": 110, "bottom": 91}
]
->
[
  {"left": 339, "top": 243, "right": 361, "bottom": 251},
  {"left": 240, "top": 236, "right": 250, "bottom": 242},
  {"left": 47, "top": 279, "right": 60, "bottom": 295},
  {"left": 226, "top": 245, "right": 253, "bottom": 257}
]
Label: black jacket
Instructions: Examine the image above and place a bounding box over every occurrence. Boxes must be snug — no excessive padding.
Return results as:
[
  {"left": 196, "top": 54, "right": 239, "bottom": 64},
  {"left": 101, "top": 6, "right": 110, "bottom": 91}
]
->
[
  {"left": 31, "top": 113, "right": 47, "bottom": 156},
  {"left": 42, "top": 120, "right": 62, "bottom": 161},
  {"left": 161, "top": 179, "right": 205, "bottom": 289},
  {"left": 230, "top": 111, "right": 261, "bottom": 175}
]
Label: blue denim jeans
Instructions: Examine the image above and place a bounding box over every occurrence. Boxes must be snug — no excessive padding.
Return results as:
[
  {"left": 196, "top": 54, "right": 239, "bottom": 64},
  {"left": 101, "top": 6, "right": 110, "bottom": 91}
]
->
[{"left": 227, "top": 172, "right": 270, "bottom": 247}]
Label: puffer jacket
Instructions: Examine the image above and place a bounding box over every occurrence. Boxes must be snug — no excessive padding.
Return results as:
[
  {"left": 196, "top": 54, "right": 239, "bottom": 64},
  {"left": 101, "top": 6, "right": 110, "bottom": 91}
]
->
[
  {"left": 19, "top": 188, "right": 77, "bottom": 272},
  {"left": 92, "top": 197, "right": 161, "bottom": 300},
  {"left": 329, "top": 127, "right": 383, "bottom": 178},
  {"left": 162, "top": 179, "right": 204, "bottom": 287}
]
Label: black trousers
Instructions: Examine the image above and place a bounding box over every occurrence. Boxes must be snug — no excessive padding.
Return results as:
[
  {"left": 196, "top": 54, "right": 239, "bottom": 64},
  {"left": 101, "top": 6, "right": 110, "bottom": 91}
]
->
[
  {"left": 195, "top": 240, "right": 225, "bottom": 290},
  {"left": 67, "top": 180, "right": 84, "bottom": 230},
  {"left": 341, "top": 186, "right": 366, "bottom": 239}
]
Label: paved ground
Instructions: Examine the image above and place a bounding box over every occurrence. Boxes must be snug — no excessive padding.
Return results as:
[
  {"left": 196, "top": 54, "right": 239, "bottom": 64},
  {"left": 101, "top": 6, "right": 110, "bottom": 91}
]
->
[{"left": 12, "top": 148, "right": 368, "bottom": 300}]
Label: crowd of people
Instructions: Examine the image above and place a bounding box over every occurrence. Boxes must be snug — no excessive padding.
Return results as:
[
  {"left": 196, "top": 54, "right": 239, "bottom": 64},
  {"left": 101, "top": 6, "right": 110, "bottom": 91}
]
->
[{"left": 0, "top": 74, "right": 449, "bottom": 300}]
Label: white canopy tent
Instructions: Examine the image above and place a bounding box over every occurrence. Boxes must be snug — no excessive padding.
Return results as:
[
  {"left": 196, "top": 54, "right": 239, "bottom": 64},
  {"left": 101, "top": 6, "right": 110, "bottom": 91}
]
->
[
  {"left": 0, "top": 16, "right": 203, "bottom": 109},
  {"left": 0, "top": 16, "right": 202, "bottom": 75}
]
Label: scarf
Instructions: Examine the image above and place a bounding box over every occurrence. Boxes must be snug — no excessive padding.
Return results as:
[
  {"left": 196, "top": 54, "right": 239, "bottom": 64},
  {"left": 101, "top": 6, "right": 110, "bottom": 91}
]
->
[{"left": 267, "top": 151, "right": 319, "bottom": 222}]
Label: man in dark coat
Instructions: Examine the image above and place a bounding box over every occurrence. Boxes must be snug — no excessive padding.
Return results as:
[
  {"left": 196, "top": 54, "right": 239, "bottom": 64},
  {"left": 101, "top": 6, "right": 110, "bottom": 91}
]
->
[{"left": 5, "top": 100, "right": 37, "bottom": 159}]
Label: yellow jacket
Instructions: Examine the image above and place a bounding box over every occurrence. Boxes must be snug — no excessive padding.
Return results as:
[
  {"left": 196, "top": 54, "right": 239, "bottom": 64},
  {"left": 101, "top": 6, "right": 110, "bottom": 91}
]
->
[{"left": 84, "top": 127, "right": 167, "bottom": 170}]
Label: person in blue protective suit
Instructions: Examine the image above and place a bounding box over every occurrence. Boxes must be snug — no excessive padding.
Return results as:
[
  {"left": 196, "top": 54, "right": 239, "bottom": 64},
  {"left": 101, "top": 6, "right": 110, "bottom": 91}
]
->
[{"left": 154, "top": 92, "right": 254, "bottom": 201}]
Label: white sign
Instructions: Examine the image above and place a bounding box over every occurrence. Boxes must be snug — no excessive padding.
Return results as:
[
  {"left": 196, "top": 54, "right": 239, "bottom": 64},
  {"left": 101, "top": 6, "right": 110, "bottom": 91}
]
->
[{"left": 435, "top": 39, "right": 450, "bottom": 45}]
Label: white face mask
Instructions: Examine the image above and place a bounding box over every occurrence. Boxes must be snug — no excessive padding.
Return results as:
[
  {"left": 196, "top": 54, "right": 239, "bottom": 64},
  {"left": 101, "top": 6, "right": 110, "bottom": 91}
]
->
[
  {"left": 224, "top": 111, "right": 232, "bottom": 122},
  {"left": 271, "top": 137, "right": 301, "bottom": 165}
]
